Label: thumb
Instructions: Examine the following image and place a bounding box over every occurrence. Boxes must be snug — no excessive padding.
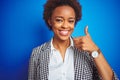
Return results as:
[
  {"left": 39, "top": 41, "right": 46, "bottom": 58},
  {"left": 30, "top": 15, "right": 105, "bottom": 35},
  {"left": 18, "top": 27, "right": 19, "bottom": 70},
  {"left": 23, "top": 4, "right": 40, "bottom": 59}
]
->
[{"left": 84, "top": 25, "right": 89, "bottom": 36}]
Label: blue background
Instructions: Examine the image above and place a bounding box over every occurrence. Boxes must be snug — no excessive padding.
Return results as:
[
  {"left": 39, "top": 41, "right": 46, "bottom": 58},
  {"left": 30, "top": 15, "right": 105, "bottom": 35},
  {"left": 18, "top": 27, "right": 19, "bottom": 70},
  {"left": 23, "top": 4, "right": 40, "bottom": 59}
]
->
[{"left": 0, "top": 0, "right": 120, "bottom": 80}]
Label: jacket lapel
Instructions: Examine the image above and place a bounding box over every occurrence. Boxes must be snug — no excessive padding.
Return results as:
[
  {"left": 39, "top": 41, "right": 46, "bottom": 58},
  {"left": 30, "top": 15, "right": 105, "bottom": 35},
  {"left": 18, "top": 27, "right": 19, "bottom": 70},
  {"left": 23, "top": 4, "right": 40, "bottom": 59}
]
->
[
  {"left": 74, "top": 48, "right": 84, "bottom": 80},
  {"left": 39, "top": 42, "right": 51, "bottom": 80}
]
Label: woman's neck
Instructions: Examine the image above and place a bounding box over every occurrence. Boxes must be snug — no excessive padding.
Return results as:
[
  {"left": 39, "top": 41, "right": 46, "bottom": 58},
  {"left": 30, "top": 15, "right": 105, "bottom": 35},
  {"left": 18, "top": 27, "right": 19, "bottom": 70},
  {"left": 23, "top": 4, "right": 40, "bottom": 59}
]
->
[
  {"left": 52, "top": 37, "right": 70, "bottom": 60},
  {"left": 53, "top": 37, "right": 70, "bottom": 50}
]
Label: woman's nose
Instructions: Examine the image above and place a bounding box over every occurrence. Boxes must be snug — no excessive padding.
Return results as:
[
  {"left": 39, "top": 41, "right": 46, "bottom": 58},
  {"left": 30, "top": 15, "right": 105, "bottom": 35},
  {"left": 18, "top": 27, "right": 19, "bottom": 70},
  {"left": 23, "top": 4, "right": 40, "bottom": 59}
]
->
[{"left": 62, "top": 21, "right": 68, "bottom": 28}]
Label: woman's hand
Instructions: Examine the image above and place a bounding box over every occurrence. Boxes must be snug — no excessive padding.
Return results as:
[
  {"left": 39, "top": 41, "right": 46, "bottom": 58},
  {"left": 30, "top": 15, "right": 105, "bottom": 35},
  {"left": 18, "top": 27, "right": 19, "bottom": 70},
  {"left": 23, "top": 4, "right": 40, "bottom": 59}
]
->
[{"left": 73, "top": 26, "right": 99, "bottom": 53}]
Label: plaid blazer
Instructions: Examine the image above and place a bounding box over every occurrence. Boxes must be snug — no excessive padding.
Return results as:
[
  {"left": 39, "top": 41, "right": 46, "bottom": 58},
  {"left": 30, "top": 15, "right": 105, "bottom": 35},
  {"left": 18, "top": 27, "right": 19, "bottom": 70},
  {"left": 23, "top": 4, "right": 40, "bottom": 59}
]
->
[{"left": 28, "top": 41, "right": 118, "bottom": 80}]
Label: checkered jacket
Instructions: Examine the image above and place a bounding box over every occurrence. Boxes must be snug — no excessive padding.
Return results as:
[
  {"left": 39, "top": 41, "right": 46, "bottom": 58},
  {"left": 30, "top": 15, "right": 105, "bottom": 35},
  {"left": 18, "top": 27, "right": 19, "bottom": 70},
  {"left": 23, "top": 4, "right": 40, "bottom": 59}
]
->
[{"left": 28, "top": 41, "right": 118, "bottom": 80}]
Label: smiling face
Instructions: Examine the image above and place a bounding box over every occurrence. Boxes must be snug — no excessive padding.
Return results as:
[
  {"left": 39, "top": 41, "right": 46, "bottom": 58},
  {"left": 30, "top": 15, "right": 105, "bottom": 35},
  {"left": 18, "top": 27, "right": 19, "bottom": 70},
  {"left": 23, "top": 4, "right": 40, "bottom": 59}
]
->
[{"left": 48, "top": 6, "right": 75, "bottom": 41}]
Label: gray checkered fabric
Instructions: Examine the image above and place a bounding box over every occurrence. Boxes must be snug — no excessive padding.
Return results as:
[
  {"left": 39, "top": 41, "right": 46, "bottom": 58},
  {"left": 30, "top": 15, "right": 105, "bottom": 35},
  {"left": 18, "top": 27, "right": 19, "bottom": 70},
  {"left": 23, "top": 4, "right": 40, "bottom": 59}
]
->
[{"left": 28, "top": 41, "right": 118, "bottom": 80}]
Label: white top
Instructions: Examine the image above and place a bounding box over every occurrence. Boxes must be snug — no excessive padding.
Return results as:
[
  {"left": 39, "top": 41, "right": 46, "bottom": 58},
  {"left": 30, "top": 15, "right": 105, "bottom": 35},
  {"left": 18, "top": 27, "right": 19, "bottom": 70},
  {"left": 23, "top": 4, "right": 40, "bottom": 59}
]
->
[{"left": 49, "top": 37, "right": 74, "bottom": 80}]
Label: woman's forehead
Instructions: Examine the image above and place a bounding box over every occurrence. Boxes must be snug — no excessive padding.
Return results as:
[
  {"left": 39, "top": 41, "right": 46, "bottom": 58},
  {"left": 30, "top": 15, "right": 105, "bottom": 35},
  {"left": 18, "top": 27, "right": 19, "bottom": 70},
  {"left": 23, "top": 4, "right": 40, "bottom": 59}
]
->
[{"left": 51, "top": 6, "right": 75, "bottom": 18}]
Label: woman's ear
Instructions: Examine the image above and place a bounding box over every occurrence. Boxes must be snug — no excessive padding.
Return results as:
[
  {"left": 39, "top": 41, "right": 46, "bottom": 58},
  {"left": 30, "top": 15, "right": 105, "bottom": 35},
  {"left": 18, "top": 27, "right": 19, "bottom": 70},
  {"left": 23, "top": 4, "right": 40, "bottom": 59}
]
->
[{"left": 48, "top": 19, "right": 52, "bottom": 26}]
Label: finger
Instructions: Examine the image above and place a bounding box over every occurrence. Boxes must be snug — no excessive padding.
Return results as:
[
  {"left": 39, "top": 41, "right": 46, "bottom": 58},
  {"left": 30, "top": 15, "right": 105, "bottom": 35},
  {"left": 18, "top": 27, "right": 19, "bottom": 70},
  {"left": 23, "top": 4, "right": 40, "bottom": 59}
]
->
[
  {"left": 77, "top": 45, "right": 86, "bottom": 51},
  {"left": 81, "top": 47, "right": 89, "bottom": 51},
  {"left": 74, "top": 41, "right": 83, "bottom": 46},
  {"left": 81, "top": 47, "right": 86, "bottom": 51},
  {"left": 84, "top": 25, "right": 89, "bottom": 36},
  {"left": 75, "top": 44, "right": 89, "bottom": 51},
  {"left": 74, "top": 45, "right": 82, "bottom": 50},
  {"left": 75, "top": 42, "right": 87, "bottom": 48},
  {"left": 73, "top": 37, "right": 83, "bottom": 42},
  {"left": 74, "top": 37, "right": 88, "bottom": 46}
]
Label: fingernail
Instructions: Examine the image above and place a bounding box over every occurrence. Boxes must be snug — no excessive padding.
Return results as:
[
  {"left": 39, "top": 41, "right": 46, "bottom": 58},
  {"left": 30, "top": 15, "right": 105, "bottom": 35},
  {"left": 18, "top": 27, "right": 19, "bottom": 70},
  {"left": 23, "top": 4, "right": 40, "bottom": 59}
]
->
[{"left": 86, "top": 25, "right": 88, "bottom": 29}]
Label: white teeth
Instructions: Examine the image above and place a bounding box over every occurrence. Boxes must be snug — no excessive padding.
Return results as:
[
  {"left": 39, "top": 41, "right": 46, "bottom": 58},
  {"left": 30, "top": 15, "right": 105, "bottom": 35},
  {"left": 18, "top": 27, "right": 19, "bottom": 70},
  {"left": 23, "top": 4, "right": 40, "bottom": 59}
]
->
[{"left": 59, "top": 30, "right": 69, "bottom": 36}]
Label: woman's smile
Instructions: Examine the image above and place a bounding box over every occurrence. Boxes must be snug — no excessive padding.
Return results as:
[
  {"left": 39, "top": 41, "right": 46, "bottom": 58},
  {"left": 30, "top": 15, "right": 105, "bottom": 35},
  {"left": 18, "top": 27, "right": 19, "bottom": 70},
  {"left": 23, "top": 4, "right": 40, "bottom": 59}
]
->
[{"left": 59, "top": 30, "right": 69, "bottom": 36}]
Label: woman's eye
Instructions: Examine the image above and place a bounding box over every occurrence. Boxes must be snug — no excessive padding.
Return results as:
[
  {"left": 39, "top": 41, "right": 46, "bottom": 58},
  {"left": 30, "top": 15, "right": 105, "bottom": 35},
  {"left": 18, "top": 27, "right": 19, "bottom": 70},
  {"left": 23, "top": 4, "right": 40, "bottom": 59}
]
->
[
  {"left": 69, "top": 20, "right": 75, "bottom": 24},
  {"left": 55, "top": 19, "right": 63, "bottom": 23}
]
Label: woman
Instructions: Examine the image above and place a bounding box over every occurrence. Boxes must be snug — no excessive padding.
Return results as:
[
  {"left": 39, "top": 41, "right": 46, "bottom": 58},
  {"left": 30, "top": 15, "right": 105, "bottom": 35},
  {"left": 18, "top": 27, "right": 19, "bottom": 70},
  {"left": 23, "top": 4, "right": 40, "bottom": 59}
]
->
[{"left": 28, "top": 0, "right": 118, "bottom": 80}]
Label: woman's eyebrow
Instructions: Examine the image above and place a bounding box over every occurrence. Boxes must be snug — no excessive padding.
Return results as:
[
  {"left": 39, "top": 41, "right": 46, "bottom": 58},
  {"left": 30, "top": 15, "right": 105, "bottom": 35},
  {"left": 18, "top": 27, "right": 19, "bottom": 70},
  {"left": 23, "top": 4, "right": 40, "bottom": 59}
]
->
[
  {"left": 55, "top": 16, "right": 63, "bottom": 19},
  {"left": 55, "top": 16, "right": 75, "bottom": 19},
  {"left": 68, "top": 17, "right": 76, "bottom": 20}
]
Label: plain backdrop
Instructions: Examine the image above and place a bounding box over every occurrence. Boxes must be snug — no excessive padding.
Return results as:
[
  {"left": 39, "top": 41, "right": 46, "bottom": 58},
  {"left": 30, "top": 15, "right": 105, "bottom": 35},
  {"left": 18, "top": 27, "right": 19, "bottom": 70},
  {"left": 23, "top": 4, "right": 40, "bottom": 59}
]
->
[{"left": 0, "top": 0, "right": 120, "bottom": 80}]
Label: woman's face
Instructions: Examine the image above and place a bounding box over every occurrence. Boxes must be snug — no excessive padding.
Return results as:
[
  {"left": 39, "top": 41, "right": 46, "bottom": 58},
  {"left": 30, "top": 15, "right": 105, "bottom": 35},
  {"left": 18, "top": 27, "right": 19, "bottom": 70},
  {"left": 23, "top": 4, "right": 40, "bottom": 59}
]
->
[{"left": 48, "top": 6, "right": 75, "bottom": 41}]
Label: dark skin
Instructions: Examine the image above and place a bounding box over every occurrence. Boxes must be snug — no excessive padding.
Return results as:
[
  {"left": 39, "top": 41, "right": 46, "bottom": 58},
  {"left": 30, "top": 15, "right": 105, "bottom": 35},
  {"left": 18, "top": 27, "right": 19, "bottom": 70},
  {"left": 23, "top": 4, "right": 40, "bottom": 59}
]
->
[{"left": 48, "top": 5, "right": 113, "bottom": 80}]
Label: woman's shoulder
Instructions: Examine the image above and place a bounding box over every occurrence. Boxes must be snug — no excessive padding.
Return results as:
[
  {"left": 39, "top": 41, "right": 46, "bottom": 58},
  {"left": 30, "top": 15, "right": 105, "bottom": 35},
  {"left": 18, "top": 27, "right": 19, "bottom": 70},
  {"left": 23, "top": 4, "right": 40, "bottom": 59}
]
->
[
  {"left": 34, "top": 41, "right": 50, "bottom": 51},
  {"left": 31, "top": 41, "right": 51, "bottom": 56}
]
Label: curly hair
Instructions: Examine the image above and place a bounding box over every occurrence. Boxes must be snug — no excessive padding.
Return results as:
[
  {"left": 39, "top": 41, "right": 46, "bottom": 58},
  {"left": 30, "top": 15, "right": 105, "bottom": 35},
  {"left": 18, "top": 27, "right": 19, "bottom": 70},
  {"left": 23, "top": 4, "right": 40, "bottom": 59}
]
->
[{"left": 43, "top": 0, "right": 82, "bottom": 30}]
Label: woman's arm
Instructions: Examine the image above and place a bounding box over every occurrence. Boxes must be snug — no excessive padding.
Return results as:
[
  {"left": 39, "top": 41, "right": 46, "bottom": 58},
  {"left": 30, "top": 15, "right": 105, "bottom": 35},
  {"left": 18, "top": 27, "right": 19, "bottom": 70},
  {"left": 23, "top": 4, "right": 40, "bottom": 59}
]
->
[
  {"left": 28, "top": 49, "right": 37, "bottom": 80},
  {"left": 73, "top": 26, "right": 117, "bottom": 80}
]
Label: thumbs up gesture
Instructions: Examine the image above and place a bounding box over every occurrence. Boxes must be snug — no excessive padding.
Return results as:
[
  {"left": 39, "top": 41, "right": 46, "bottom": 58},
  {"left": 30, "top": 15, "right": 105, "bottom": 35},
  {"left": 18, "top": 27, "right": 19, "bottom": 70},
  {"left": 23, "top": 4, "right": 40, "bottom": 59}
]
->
[{"left": 73, "top": 26, "right": 99, "bottom": 53}]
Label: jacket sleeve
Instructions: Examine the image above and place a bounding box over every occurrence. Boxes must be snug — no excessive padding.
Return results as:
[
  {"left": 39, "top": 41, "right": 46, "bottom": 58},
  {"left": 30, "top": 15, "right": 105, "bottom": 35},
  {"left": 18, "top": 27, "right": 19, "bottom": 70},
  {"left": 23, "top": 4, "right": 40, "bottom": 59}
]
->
[
  {"left": 112, "top": 70, "right": 119, "bottom": 80},
  {"left": 85, "top": 51, "right": 119, "bottom": 80},
  {"left": 91, "top": 57, "right": 119, "bottom": 80},
  {"left": 28, "top": 49, "right": 37, "bottom": 80}
]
